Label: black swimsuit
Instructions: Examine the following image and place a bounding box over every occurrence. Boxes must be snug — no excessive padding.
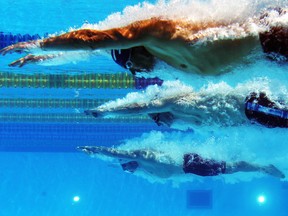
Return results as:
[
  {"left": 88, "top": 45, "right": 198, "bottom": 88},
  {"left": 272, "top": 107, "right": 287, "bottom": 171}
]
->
[
  {"left": 245, "top": 92, "right": 288, "bottom": 128},
  {"left": 183, "top": 153, "right": 226, "bottom": 177}
]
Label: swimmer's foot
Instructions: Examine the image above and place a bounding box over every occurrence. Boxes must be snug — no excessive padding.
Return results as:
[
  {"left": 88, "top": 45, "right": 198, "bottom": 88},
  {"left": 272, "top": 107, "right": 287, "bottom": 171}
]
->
[{"left": 262, "top": 164, "right": 285, "bottom": 179}]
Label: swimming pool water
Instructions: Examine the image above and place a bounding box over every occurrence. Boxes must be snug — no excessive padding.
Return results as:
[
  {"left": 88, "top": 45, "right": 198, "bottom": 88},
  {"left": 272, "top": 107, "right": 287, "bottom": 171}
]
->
[{"left": 0, "top": 0, "right": 288, "bottom": 215}]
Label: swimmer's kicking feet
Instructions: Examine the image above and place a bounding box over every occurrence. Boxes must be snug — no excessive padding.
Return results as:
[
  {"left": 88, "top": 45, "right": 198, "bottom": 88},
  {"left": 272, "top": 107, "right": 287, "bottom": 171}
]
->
[
  {"left": 77, "top": 146, "right": 285, "bottom": 179},
  {"left": 1, "top": 8, "right": 288, "bottom": 75}
]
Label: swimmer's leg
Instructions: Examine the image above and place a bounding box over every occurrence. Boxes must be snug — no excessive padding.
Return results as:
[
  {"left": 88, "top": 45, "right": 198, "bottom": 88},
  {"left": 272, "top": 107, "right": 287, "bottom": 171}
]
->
[{"left": 226, "top": 161, "right": 285, "bottom": 178}]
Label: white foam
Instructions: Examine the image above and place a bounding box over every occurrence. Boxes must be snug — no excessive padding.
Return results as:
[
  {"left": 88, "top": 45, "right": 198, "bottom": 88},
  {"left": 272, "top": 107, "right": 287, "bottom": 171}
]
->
[
  {"left": 81, "top": 0, "right": 288, "bottom": 30},
  {"left": 97, "top": 80, "right": 194, "bottom": 111},
  {"left": 261, "top": 8, "right": 288, "bottom": 27}
]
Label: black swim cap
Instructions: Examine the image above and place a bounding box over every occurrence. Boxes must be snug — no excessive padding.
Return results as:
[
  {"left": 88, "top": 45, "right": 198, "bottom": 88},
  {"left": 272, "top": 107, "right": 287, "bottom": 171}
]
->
[{"left": 111, "top": 49, "right": 133, "bottom": 69}]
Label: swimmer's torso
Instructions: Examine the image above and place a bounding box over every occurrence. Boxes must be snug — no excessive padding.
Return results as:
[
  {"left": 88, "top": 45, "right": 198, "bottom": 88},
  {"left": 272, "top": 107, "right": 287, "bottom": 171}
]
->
[
  {"left": 124, "top": 19, "right": 262, "bottom": 75},
  {"left": 167, "top": 92, "right": 248, "bottom": 126}
]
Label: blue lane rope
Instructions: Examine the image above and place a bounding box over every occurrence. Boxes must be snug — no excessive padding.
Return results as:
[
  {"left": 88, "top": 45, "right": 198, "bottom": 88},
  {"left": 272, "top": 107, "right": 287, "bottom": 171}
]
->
[
  {"left": 0, "top": 32, "right": 49, "bottom": 49},
  {"left": 134, "top": 77, "right": 163, "bottom": 89}
]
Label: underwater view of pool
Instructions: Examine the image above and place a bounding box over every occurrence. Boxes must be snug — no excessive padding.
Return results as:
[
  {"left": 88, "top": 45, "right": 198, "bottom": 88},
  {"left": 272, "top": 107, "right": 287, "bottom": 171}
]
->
[{"left": 0, "top": 0, "right": 288, "bottom": 215}]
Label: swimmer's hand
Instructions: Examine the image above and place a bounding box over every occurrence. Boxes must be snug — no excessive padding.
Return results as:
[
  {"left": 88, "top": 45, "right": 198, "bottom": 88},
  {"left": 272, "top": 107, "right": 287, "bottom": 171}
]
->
[
  {"left": 0, "top": 41, "right": 40, "bottom": 56},
  {"left": 8, "top": 54, "right": 55, "bottom": 67},
  {"left": 77, "top": 146, "right": 98, "bottom": 155},
  {"left": 84, "top": 109, "right": 104, "bottom": 118}
]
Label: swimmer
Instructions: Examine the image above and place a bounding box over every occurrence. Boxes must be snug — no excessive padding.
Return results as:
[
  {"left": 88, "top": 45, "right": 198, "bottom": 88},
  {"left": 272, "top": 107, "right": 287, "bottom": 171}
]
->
[
  {"left": 77, "top": 145, "right": 285, "bottom": 179},
  {"left": 85, "top": 82, "right": 288, "bottom": 129},
  {"left": 1, "top": 8, "right": 288, "bottom": 75}
]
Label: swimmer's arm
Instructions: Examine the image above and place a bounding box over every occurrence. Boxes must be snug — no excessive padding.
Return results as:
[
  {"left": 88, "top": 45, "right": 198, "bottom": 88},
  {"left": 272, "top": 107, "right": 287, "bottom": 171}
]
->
[
  {"left": 8, "top": 53, "right": 60, "bottom": 67},
  {"left": 77, "top": 146, "right": 137, "bottom": 160},
  {"left": 132, "top": 149, "right": 176, "bottom": 165},
  {"left": 86, "top": 100, "right": 170, "bottom": 118},
  {"left": 39, "top": 19, "right": 178, "bottom": 51},
  {"left": 0, "top": 19, "right": 178, "bottom": 55},
  {"left": 39, "top": 29, "right": 122, "bottom": 51},
  {"left": 78, "top": 146, "right": 159, "bottom": 162},
  {"left": 7, "top": 51, "right": 98, "bottom": 67},
  {"left": 0, "top": 30, "right": 119, "bottom": 55}
]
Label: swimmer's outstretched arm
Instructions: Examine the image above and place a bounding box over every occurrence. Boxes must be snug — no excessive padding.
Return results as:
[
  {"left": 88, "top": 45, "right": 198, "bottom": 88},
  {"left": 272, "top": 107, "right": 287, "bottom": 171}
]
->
[
  {"left": 0, "top": 19, "right": 178, "bottom": 55},
  {"left": 8, "top": 54, "right": 60, "bottom": 67},
  {"left": 77, "top": 146, "right": 138, "bottom": 160},
  {"left": 85, "top": 98, "right": 171, "bottom": 118},
  {"left": 78, "top": 146, "right": 175, "bottom": 167},
  {"left": 77, "top": 146, "right": 166, "bottom": 164}
]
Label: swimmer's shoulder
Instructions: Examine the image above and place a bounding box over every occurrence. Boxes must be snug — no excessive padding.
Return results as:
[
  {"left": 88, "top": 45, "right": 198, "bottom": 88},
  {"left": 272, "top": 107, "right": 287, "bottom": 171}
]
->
[{"left": 119, "top": 18, "right": 178, "bottom": 40}]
